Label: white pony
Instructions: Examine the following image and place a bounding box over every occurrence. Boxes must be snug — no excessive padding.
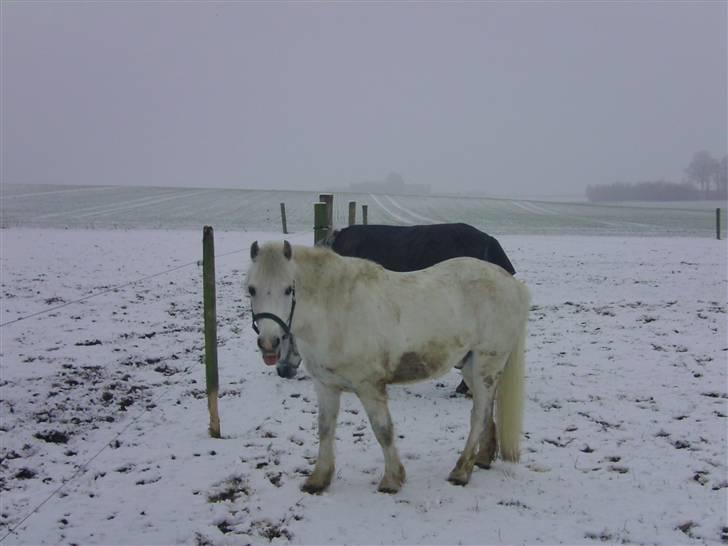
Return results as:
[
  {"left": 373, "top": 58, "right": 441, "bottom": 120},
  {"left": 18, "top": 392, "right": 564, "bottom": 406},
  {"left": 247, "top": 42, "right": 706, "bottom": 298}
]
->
[{"left": 246, "top": 240, "right": 530, "bottom": 494}]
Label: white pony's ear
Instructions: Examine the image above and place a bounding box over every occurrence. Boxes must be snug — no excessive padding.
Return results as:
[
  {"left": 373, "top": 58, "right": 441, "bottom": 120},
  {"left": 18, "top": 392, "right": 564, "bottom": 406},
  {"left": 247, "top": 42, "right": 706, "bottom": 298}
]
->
[
  {"left": 283, "top": 240, "right": 292, "bottom": 260},
  {"left": 250, "top": 241, "right": 259, "bottom": 262}
]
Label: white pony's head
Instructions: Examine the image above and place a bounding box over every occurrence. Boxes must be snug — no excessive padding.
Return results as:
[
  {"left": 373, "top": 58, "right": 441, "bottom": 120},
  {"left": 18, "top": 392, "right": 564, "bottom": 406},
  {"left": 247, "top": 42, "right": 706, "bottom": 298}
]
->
[{"left": 246, "top": 240, "right": 296, "bottom": 367}]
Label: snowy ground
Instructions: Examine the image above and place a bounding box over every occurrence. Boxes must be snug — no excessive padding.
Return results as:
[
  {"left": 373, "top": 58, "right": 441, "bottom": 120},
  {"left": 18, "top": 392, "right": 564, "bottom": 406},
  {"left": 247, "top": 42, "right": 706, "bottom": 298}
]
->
[{"left": 0, "top": 227, "right": 726, "bottom": 545}]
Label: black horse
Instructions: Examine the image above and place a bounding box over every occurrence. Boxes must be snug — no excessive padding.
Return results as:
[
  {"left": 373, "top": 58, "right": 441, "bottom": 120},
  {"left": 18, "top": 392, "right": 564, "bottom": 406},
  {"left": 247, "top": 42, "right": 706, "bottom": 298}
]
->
[
  {"left": 275, "top": 223, "right": 517, "bottom": 394},
  {"left": 326, "top": 223, "right": 515, "bottom": 274}
]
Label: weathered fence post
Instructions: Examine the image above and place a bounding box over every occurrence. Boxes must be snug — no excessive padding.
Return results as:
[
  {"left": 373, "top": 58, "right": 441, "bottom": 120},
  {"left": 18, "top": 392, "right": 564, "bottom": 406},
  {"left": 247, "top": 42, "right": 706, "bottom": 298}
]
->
[
  {"left": 319, "top": 193, "right": 334, "bottom": 236},
  {"left": 280, "top": 202, "right": 288, "bottom": 234},
  {"left": 348, "top": 201, "right": 356, "bottom": 226},
  {"left": 717, "top": 208, "right": 721, "bottom": 240},
  {"left": 202, "top": 226, "right": 221, "bottom": 438},
  {"left": 362, "top": 204, "right": 368, "bottom": 225},
  {"left": 314, "top": 202, "right": 328, "bottom": 245}
]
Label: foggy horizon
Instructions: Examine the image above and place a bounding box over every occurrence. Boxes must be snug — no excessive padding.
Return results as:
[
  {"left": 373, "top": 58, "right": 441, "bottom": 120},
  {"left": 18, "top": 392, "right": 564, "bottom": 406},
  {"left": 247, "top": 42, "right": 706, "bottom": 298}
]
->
[{"left": 2, "top": 1, "right": 726, "bottom": 198}]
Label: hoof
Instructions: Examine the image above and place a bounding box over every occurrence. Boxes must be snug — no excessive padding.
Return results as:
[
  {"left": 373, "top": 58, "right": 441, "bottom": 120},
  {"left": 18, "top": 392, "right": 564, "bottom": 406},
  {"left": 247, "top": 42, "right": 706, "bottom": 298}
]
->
[
  {"left": 447, "top": 475, "right": 469, "bottom": 487},
  {"left": 377, "top": 464, "right": 405, "bottom": 494},
  {"left": 300, "top": 481, "right": 327, "bottom": 495},
  {"left": 447, "top": 469, "right": 471, "bottom": 486},
  {"left": 377, "top": 483, "right": 401, "bottom": 494},
  {"left": 474, "top": 448, "right": 496, "bottom": 469}
]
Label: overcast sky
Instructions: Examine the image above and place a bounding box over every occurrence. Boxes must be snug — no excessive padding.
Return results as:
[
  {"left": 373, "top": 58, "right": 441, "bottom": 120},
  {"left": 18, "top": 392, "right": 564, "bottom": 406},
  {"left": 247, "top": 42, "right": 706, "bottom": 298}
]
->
[{"left": 2, "top": 1, "right": 726, "bottom": 197}]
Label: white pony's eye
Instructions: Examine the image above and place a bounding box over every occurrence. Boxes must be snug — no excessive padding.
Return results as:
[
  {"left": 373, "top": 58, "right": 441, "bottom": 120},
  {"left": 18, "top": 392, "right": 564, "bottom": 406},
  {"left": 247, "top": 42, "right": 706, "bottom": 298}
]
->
[
  {"left": 284, "top": 286, "right": 293, "bottom": 296},
  {"left": 248, "top": 286, "right": 256, "bottom": 297}
]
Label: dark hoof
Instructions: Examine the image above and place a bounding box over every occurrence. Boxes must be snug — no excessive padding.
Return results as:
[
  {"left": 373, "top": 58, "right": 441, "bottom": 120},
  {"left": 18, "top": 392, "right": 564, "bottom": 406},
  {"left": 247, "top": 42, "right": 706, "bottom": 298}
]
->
[
  {"left": 300, "top": 482, "right": 326, "bottom": 495},
  {"left": 447, "top": 466, "right": 471, "bottom": 486},
  {"left": 455, "top": 380, "right": 471, "bottom": 396},
  {"left": 447, "top": 475, "right": 469, "bottom": 487}
]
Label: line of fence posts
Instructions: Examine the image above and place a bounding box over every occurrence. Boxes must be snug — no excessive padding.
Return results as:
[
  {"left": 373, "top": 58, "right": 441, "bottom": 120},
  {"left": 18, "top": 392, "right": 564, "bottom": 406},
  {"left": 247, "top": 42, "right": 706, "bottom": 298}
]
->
[
  {"left": 312, "top": 195, "right": 372, "bottom": 241},
  {"left": 202, "top": 226, "right": 221, "bottom": 438}
]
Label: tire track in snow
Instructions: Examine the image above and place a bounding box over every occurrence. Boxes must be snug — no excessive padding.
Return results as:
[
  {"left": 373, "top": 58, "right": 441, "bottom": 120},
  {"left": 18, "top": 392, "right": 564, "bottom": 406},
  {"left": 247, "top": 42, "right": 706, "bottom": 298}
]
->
[
  {"left": 0, "top": 186, "right": 117, "bottom": 200},
  {"left": 33, "top": 189, "right": 215, "bottom": 220},
  {"left": 32, "top": 190, "right": 178, "bottom": 220},
  {"left": 510, "top": 199, "right": 654, "bottom": 229},
  {"left": 510, "top": 200, "right": 558, "bottom": 215},
  {"left": 383, "top": 195, "right": 440, "bottom": 223},
  {"left": 368, "top": 194, "right": 415, "bottom": 225}
]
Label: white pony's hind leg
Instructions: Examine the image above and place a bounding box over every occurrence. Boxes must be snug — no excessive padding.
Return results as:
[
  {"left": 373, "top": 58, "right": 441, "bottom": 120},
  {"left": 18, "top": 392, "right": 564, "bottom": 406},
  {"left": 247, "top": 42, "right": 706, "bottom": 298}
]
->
[
  {"left": 448, "top": 352, "right": 507, "bottom": 486},
  {"left": 302, "top": 379, "right": 341, "bottom": 494},
  {"left": 357, "top": 386, "right": 406, "bottom": 494},
  {"left": 475, "top": 404, "right": 498, "bottom": 469},
  {"left": 460, "top": 353, "right": 498, "bottom": 469}
]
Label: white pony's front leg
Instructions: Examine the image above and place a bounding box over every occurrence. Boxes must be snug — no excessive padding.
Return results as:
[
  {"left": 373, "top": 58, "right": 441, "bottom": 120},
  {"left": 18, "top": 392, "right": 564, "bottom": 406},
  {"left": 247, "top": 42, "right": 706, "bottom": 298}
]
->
[
  {"left": 357, "top": 386, "right": 406, "bottom": 494},
  {"left": 302, "top": 379, "right": 341, "bottom": 494}
]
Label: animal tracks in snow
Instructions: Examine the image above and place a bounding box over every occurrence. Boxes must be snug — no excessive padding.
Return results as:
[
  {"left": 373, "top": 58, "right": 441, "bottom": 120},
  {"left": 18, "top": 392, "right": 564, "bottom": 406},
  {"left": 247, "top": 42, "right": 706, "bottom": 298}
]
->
[{"left": 0, "top": 230, "right": 725, "bottom": 544}]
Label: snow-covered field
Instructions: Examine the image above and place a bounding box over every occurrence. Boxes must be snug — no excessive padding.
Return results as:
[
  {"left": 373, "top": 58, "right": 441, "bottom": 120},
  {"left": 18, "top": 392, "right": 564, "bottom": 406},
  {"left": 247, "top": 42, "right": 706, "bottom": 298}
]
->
[
  {"left": 1, "top": 224, "right": 725, "bottom": 545},
  {"left": 2, "top": 183, "right": 725, "bottom": 238}
]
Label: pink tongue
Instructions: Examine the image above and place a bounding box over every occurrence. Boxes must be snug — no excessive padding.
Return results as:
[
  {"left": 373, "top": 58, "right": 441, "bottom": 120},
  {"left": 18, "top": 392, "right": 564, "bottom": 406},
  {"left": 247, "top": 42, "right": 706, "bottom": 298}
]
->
[{"left": 263, "top": 353, "right": 278, "bottom": 366}]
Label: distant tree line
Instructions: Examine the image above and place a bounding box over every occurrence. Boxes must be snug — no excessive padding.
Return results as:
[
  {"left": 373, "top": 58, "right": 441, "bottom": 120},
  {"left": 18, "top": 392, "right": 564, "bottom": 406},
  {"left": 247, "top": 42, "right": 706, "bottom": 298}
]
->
[{"left": 587, "top": 151, "right": 727, "bottom": 202}]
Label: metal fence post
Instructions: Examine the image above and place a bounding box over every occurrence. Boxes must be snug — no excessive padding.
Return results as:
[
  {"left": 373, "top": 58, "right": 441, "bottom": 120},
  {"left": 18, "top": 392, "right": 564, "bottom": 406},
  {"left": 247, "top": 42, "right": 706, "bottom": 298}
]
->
[
  {"left": 717, "top": 208, "right": 721, "bottom": 240},
  {"left": 202, "top": 226, "right": 221, "bottom": 438},
  {"left": 280, "top": 202, "right": 288, "bottom": 234}
]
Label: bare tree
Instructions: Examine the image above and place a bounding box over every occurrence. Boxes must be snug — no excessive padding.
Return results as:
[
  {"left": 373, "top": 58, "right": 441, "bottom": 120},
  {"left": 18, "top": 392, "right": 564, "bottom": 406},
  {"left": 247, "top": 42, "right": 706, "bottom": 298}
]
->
[
  {"left": 717, "top": 155, "right": 728, "bottom": 198},
  {"left": 685, "top": 151, "right": 718, "bottom": 197}
]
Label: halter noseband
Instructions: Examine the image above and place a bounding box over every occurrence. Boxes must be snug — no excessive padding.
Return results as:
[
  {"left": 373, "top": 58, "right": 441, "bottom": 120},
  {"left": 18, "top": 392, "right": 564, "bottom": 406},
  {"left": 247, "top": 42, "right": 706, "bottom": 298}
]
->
[{"left": 251, "top": 284, "right": 296, "bottom": 339}]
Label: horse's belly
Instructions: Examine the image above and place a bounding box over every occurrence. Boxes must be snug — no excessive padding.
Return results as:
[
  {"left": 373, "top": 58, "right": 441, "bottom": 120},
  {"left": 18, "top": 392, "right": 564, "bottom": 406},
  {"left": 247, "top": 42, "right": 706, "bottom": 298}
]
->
[
  {"left": 298, "top": 334, "right": 468, "bottom": 389},
  {"left": 387, "top": 341, "right": 467, "bottom": 385}
]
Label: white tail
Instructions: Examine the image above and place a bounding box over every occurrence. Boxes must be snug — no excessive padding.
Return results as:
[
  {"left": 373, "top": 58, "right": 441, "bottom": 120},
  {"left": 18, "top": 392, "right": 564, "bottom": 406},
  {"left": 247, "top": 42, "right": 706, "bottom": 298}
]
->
[{"left": 496, "top": 321, "right": 527, "bottom": 462}]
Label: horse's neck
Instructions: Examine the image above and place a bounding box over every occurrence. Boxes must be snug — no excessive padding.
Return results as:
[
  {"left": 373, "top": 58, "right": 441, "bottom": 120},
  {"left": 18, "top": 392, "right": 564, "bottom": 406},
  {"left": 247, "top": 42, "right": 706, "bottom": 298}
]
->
[
  {"left": 292, "top": 245, "right": 340, "bottom": 298},
  {"left": 293, "top": 246, "right": 352, "bottom": 339}
]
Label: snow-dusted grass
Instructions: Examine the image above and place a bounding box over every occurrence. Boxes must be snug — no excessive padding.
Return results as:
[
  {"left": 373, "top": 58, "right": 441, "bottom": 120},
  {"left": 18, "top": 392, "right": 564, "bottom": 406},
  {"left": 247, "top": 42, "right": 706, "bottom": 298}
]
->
[
  {"left": 0, "top": 227, "right": 726, "bottom": 545},
  {"left": 2, "top": 183, "right": 724, "bottom": 238}
]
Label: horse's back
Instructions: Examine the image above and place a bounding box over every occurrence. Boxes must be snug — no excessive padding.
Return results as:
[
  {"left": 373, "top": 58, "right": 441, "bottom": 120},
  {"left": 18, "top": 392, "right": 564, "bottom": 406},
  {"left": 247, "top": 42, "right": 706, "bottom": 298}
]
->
[
  {"left": 393, "top": 257, "right": 529, "bottom": 345},
  {"left": 412, "top": 255, "right": 525, "bottom": 307}
]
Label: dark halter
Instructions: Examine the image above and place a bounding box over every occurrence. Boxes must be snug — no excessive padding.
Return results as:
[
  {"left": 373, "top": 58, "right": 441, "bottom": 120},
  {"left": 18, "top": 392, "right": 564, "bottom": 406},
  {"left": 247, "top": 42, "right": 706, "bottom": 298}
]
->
[{"left": 251, "top": 284, "right": 296, "bottom": 339}]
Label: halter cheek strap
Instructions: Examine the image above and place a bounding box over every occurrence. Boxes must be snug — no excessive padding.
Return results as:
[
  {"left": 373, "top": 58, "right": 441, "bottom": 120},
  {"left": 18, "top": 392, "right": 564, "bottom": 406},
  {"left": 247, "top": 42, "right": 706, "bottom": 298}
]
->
[{"left": 251, "top": 285, "right": 296, "bottom": 338}]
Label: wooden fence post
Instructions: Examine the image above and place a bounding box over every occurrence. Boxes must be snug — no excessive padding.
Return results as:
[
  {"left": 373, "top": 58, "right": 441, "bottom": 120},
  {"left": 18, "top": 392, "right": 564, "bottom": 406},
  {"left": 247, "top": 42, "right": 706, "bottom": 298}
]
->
[
  {"left": 717, "top": 208, "right": 722, "bottom": 240},
  {"left": 202, "top": 226, "right": 221, "bottom": 438},
  {"left": 314, "top": 202, "right": 328, "bottom": 245},
  {"left": 348, "top": 201, "right": 356, "bottom": 226},
  {"left": 280, "top": 202, "right": 288, "bottom": 234},
  {"left": 362, "top": 204, "right": 368, "bottom": 225},
  {"left": 319, "top": 194, "right": 334, "bottom": 236}
]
